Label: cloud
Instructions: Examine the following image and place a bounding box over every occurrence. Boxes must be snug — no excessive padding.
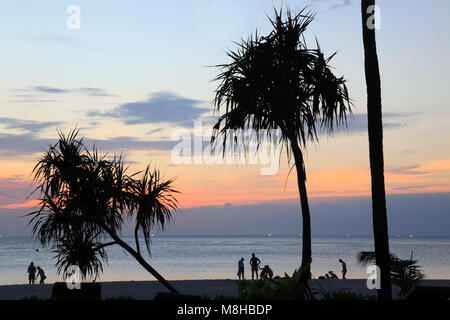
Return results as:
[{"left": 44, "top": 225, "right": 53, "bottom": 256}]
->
[
  {"left": 0, "top": 117, "right": 62, "bottom": 133},
  {"left": 329, "top": 0, "right": 352, "bottom": 10},
  {"left": 78, "top": 87, "right": 112, "bottom": 97},
  {"left": 387, "top": 165, "right": 430, "bottom": 176},
  {"left": 32, "top": 86, "right": 68, "bottom": 94},
  {"left": 0, "top": 131, "right": 178, "bottom": 159},
  {"left": 147, "top": 128, "right": 164, "bottom": 135},
  {"left": 88, "top": 91, "right": 211, "bottom": 127},
  {"left": 163, "top": 193, "right": 450, "bottom": 237},
  {"left": 324, "top": 112, "right": 417, "bottom": 135},
  {"left": 308, "top": 0, "right": 352, "bottom": 11},
  {"left": 21, "top": 34, "right": 103, "bottom": 51},
  {"left": 9, "top": 86, "right": 113, "bottom": 103},
  {"left": 0, "top": 176, "right": 36, "bottom": 208}
]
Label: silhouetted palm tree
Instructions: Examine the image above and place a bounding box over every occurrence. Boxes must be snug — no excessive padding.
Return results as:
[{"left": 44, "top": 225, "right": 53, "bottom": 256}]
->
[
  {"left": 211, "top": 8, "right": 351, "bottom": 275},
  {"left": 361, "top": 0, "right": 391, "bottom": 299},
  {"left": 28, "top": 129, "right": 179, "bottom": 293},
  {"left": 358, "top": 251, "right": 424, "bottom": 297}
]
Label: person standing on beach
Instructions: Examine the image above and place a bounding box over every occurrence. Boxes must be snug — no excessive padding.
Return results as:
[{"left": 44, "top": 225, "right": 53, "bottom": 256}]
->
[
  {"left": 27, "top": 262, "right": 36, "bottom": 285},
  {"left": 250, "top": 253, "right": 261, "bottom": 280},
  {"left": 36, "top": 266, "right": 46, "bottom": 284},
  {"left": 237, "top": 257, "right": 245, "bottom": 280},
  {"left": 339, "top": 259, "right": 347, "bottom": 279}
]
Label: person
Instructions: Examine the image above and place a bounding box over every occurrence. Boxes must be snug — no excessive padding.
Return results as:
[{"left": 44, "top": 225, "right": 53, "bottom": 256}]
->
[
  {"left": 328, "top": 271, "right": 338, "bottom": 279},
  {"left": 36, "top": 266, "right": 46, "bottom": 284},
  {"left": 237, "top": 257, "right": 245, "bottom": 280},
  {"left": 249, "top": 253, "right": 261, "bottom": 280},
  {"left": 27, "top": 262, "right": 36, "bottom": 285},
  {"left": 339, "top": 259, "right": 347, "bottom": 279},
  {"left": 260, "top": 265, "right": 273, "bottom": 279}
]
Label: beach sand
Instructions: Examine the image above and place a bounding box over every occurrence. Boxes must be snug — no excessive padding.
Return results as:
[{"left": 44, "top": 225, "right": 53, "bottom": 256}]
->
[{"left": 0, "top": 279, "right": 449, "bottom": 300}]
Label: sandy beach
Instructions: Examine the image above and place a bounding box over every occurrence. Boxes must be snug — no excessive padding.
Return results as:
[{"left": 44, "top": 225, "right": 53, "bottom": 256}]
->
[{"left": 1, "top": 279, "right": 449, "bottom": 300}]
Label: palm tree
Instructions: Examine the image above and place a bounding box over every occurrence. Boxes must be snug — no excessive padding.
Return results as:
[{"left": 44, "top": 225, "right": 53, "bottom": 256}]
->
[
  {"left": 211, "top": 8, "right": 351, "bottom": 276},
  {"left": 28, "top": 129, "right": 180, "bottom": 293},
  {"left": 358, "top": 251, "right": 425, "bottom": 297},
  {"left": 361, "top": 0, "right": 391, "bottom": 299}
]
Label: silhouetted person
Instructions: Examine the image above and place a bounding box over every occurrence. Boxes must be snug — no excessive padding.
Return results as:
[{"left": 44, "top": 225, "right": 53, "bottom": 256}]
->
[
  {"left": 250, "top": 253, "right": 261, "bottom": 280},
  {"left": 339, "top": 259, "right": 347, "bottom": 279},
  {"left": 27, "top": 262, "right": 36, "bottom": 284},
  {"left": 328, "top": 271, "right": 338, "bottom": 279},
  {"left": 36, "top": 266, "right": 46, "bottom": 284},
  {"left": 237, "top": 257, "right": 245, "bottom": 280},
  {"left": 260, "top": 265, "right": 273, "bottom": 279}
]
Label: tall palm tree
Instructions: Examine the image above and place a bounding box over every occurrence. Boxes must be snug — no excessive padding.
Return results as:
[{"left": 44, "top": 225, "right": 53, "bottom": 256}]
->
[
  {"left": 361, "top": 0, "right": 392, "bottom": 299},
  {"left": 28, "top": 130, "right": 179, "bottom": 293},
  {"left": 211, "top": 8, "right": 351, "bottom": 275}
]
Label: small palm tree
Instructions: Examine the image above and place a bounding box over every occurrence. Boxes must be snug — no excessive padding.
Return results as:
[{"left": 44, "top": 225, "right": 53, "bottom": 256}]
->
[
  {"left": 28, "top": 129, "right": 179, "bottom": 293},
  {"left": 358, "top": 251, "right": 425, "bottom": 297},
  {"left": 211, "top": 8, "right": 351, "bottom": 275}
]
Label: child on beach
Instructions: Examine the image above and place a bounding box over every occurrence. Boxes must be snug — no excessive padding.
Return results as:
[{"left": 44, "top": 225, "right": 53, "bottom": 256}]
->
[
  {"left": 36, "top": 266, "right": 46, "bottom": 284},
  {"left": 237, "top": 257, "right": 245, "bottom": 280},
  {"left": 339, "top": 259, "right": 347, "bottom": 279}
]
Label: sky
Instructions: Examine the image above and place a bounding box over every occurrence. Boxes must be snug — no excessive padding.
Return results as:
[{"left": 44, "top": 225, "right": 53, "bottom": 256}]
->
[{"left": 0, "top": 0, "right": 449, "bottom": 236}]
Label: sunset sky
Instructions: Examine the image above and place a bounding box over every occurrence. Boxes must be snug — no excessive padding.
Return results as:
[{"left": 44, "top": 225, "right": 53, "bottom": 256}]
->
[{"left": 1, "top": 0, "right": 449, "bottom": 236}]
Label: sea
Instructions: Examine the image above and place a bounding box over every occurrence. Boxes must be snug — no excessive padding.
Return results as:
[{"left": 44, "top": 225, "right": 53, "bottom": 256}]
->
[{"left": 0, "top": 235, "right": 449, "bottom": 285}]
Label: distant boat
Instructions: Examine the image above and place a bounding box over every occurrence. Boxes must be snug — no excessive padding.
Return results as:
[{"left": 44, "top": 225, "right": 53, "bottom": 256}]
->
[
  {"left": 397, "top": 234, "right": 400, "bottom": 238},
  {"left": 151, "top": 233, "right": 155, "bottom": 237},
  {"left": 267, "top": 234, "right": 272, "bottom": 237},
  {"left": 409, "top": 234, "right": 413, "bottom": 238},
  {"left": 346, "top": 234, "right": 350, "bottom": 238}
]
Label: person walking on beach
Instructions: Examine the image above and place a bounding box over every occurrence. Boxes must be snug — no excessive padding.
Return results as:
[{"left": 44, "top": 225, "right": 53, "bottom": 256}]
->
[
  {"left": 36, "top": 266, "right": 46, "bottom": 284},
  {"left": 250, "top": 253, "right": 261, "bottom": 280},
  {"left": 339, "top": 259, "right": 347, "bottom": 279},
  {"left": 237, "top": 257, "right": 245, "bottom": 280},
  {"left": 27, "top": 262, "right": 36, "bottom": 285}
]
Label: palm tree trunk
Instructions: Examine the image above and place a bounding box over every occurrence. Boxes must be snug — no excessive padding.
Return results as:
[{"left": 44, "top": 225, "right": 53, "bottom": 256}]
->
[
  {"left": 361, "top": 0, "right": 392, "bottom": 300},
  {"left": 290, "top": 138, "right": 312, "bottom": 277},
  {"left": 101, "top": 223, "right": 179, "bottom": 294}
]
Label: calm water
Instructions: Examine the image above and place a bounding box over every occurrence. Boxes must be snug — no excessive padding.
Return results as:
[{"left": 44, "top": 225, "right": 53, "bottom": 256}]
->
[{"left": 0, "top": 235, "right": 449, "bottom": 285}]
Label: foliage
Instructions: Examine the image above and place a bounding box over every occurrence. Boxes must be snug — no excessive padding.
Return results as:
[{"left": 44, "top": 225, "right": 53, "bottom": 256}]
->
[
  {"left": 20, "top": 295, "right": 45, "bottom": 300},
  {"left": 237, "top": 263, "right": 313, "bottom": 300},
  {"left": 357, "top": 251, "right": 425, "bottom": 297},
  {"left": 211, "top": 7, "right": 351, "bottom": 154},
  {"left": 53, "top": 229, "right": 107, "bottom": 281},
  {"left": 28, "top": 129, "right": 179, "bottom": 281},
  {"left": 320, "top": 290, "right": 376, "bottom": 301},
  {"left": 201, "top": 294, "right": 237, "bottom": 300},
  {"left": 104, "top": 296, "right": 136, "bottom": 300}
]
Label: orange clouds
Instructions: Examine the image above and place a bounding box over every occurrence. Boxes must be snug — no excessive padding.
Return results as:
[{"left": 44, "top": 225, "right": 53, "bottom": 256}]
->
[{"left": 0, "top": 158, "right": 449, "bottom": 211}]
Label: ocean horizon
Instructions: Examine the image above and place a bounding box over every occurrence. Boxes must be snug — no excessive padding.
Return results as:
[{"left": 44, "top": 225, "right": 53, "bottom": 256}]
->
[{"left": 0, "top": 235, "right": 449, "bottom": 286}]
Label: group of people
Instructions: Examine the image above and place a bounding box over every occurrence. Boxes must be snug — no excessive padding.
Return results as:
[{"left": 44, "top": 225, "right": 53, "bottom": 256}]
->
[
  {"left": 237, "top": 256, "right": 348, "bottom": 281},
  {"left": 27, "top": 262, "right": 46, "bottom": 284},
  {"left": 237, "top": 253, "right": 273, "bottom": 280},
  {"left": 318, "top": 259, "right": 347, "bottom": 280}
]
